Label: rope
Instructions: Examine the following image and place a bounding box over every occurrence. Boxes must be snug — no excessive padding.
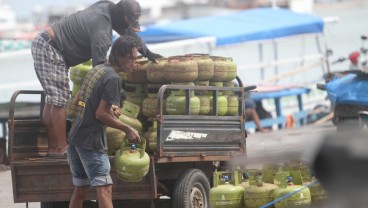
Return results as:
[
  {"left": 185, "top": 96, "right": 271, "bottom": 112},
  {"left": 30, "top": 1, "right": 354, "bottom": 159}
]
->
[{"left": 259, "top": 180, "right": 320, "bottom": 208}]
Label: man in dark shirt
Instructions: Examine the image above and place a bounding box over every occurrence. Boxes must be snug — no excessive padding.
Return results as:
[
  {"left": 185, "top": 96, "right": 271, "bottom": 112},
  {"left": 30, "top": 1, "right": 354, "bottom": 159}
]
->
[
  {"left": 67, "top": 35, "right": 141, "bottom": 207},
  {"left": 31, "top": 0, "right": 160, "bottom": 156}
]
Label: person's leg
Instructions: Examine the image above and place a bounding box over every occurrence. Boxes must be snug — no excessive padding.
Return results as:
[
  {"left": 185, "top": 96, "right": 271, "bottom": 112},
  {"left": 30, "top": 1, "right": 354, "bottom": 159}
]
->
[
  {"left": 246, "top": 108, "right": 269, "bottom": 133},
  {"left": 47, "top": 105, "right": 68, "bottom": 155},
  {"left": 250, "top": 108, "right": 265, "bottom": 132},
  {"left": 32, "top": 33, "right": 69, "bottom": 156},
  {"left": 96, "top": 185, "right": 113, "bottom": 208},
  {"left": 68, "top": 145, "right": 90, "bottom": 207},
  {"left": 76, "top": 147, "right": 113, "bottom": 207},
  {"left": 69, "top": 185, "right": 89, "bottom": 208}
]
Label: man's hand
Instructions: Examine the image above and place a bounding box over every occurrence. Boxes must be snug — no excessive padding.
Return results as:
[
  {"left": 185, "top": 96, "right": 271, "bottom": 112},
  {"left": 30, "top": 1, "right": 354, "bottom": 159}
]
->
[
  {"left": 126, "top": 127, "right": 141, "bottom": 143},
  {"left": 111, "top": 105, "right": 121, "bottom": 118},
  {"left": 146, "top": 51, "right": 163, "bottom": 63}
]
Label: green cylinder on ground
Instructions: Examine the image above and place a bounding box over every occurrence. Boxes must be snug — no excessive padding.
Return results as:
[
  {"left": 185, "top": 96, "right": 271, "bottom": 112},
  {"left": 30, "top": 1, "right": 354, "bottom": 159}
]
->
[
  {"left": 243, "top": 174, "right": 278, "bottom": 208},
  {"left": 210, "top": 171, "right": 245, "bottom": 208},
  {"left": 274, "top": 174, "right": 312, "bottom": 208}
]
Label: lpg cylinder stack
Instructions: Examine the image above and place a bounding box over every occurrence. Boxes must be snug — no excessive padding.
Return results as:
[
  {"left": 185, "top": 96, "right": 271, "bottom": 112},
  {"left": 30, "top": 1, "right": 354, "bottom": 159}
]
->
[
  {"left": 120, "top": 54, "right": 240, "bottom": 155},
  {"left": 216, "top": 160, "right": 329, "bottom": 208},
  {"left": 67, "top": 55, "right": 241, "bottom": 156}
]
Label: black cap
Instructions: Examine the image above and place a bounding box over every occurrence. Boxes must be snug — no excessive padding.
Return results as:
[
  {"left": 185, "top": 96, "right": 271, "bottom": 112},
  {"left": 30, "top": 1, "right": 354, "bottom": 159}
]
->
[{"left": 121, "top": 0, "right": 141, "bottom": 32}]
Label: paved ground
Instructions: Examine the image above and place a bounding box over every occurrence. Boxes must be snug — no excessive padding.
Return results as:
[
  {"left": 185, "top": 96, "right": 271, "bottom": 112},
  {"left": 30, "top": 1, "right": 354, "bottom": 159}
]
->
[
  {"left": 0, "top": 122, "right": 336, "bottom": 208},
  {"left": 0, "top": 165, "right": 40, "bottom": 208}
]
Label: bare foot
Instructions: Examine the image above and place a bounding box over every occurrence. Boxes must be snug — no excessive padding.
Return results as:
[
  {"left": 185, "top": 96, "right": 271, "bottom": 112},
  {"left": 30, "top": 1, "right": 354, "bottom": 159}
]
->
[{"left": 47, "top": 145, "right": 68, "bottom": 155}]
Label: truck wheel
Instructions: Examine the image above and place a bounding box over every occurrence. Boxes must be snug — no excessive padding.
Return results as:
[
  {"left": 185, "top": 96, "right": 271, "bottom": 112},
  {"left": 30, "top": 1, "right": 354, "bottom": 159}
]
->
[{"left": 173, "top": 168, "right": 210, "bottom": 208}]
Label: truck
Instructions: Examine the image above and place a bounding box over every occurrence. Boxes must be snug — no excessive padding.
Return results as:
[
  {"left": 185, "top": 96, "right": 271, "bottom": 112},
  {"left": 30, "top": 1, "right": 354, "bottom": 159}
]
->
[{"left": 8, "top": 77, "right": 253, "bottom": 208}]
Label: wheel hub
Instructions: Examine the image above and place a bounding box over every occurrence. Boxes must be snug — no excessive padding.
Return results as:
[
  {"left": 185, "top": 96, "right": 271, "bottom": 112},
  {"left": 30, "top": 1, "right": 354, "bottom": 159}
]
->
[{"left": 190, "top": 186, "right": 204, "bottom": 208}]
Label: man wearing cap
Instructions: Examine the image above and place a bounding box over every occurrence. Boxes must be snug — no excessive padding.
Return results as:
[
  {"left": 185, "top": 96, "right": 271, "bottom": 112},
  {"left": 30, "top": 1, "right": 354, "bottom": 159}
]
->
[{"left": 31, "top": 0, "right": 161, "bottom": 157}]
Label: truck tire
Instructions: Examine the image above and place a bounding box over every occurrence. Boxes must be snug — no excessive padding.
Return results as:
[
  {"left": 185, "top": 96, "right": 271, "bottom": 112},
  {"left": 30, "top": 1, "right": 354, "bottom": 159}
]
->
[{"left": 173, "top": 168, "right": 210, "bottom": 208}]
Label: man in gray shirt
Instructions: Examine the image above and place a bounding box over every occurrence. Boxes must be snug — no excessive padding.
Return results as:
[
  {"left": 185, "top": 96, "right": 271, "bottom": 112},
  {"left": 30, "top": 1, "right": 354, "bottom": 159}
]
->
[
  {"left": 67, "top": 35, "right": 141, "bottom": 207},
  {"left": 31, "top": 0, "right": 160, "bottom": 157}
]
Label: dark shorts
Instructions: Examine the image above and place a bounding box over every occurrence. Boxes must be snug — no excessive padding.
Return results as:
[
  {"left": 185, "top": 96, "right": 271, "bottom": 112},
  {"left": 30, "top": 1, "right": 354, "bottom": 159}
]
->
[
  {"left": 67, "top": 144, "right": 113, "bottom": 187},
  {"left": 31, "top": 32, "right": 69, "bottom": 107},
  {"left": 244, "top": 99, "right": 256, "bottom": 109}
]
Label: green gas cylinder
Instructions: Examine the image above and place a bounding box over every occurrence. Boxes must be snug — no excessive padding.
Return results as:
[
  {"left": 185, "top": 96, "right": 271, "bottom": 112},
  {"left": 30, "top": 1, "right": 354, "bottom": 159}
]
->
[
  {"left": 209, "top": 56, "right": 237, "bottom": 82},
  {"left": 146, "top": 58, "right": 168, "bottom": 84},
  {"left": 209, "top": 82, "right": 228, "bottom": 116},
  {"left": 164, "top": 55, "right": 198, "bottom": 82},
  {"left": 210, "top": 171, "right": 245, "bottom": 208},
  {"left": 114, "top": 138, "right": 150, "bottom": 182},
  {"left": 106, "top": 127, "right": 126, "bottom": 156},
  {"left": 119, "top": 101, "right": 143, "bottom": 133},
  {"left": 299, "top": 165, "right": 328, "bottom": 204},
  {"left": 274, "top": 175, "right": 312, "bottom": 208},
  {"left": 67, "top": 96, "right": 77, "bottom": 120},
  {"left": 166, "top": 82, "right": 200, "bottom": 115},
  {"left": 142, "top": 84, "right": 166, "bottom": 118},
  {"left": 186, "top": 53, "right": 214, "bottom": 81},
  {"left": 69, "top": 60, "right": 92, "bottom": 84},
  {"left": 194, "top": 80, "right": 210, "bottom": 115},
  {"left": 143, "top": 119, "right": 158, "bottom": 153},
  {"left": 126, "top": 58, "right": 149, "bottom": 84},
  {"left": 124, "top": 83, "right": 147, "bottom": 108},
  {"left": 243, "top": 173, "right": 278, "bottom": 208},
  {"left": 223, "top": 81, "right": 239, "bottom": 116}
]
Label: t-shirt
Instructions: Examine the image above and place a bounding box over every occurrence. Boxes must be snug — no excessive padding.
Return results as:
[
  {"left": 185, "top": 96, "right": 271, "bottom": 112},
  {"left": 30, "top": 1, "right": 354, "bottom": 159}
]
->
[
  {"left": 51, "top": 0, "right": 114, "bottom": 67},
  {"left": 68, "top": 63, "right": 122, "bottom": 152}
]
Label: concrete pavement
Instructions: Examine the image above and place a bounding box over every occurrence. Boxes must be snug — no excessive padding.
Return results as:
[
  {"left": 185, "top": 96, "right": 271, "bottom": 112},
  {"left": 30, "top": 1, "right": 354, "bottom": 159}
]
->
[{"left": 0, "top": 165, "right": 39, "bottom": 208}]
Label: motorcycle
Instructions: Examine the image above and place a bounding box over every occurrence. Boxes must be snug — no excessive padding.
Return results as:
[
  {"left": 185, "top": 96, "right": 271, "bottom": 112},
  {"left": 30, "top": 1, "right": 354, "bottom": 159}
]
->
[{"left": 317, "top": 35, "right": 368, "bottom": 130}]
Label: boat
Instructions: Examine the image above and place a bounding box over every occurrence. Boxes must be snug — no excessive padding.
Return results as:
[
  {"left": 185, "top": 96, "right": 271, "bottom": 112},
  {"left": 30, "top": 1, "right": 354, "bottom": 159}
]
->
[{"left": 139, "top": 7, "right": 335, "bottom": 130}]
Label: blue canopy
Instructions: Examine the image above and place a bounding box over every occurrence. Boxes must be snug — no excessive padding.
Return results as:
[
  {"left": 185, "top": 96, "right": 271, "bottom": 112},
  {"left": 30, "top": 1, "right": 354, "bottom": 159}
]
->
[{"left": 139, "top": 8, "right": 324, "bottom": 46}]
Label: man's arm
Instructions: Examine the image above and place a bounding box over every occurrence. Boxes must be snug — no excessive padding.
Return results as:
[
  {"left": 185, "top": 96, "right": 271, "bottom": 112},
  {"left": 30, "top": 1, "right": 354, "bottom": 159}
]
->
[
  {"left": 124, "top": 28, "right": 162, "bottom": 62},
  {"left": 96, "top": 99, "right": 140, "bottom": 143}
]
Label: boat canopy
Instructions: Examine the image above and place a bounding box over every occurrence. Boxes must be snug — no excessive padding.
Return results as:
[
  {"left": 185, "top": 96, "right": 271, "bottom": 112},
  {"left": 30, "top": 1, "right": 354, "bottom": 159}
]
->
[{"left": 138, "top": 8, "right": 324, "bottom": 46}]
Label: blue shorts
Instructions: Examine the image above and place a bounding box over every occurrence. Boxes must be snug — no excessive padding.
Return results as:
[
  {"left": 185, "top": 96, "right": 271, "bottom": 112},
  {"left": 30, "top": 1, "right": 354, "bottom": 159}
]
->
[
  {"left": 67, "top": 145, "right": 113, "bottom": 187},
  {"left": 244, "top": 99, "right": 256, "bottom": 109}
]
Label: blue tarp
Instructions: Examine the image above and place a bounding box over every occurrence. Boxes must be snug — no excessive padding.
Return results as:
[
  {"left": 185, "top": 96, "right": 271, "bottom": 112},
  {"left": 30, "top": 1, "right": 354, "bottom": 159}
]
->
[
  {"left": 325, "top": 74, "right": 368, "bottom": 106},
  {"left": 139, "top": 8, "right": 324, "bottom": 46}
]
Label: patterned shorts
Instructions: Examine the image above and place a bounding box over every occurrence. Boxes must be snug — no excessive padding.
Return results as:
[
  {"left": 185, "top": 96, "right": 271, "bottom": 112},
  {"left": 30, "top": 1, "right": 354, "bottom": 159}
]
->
[{"left": 31, "top": 32, "right": 70, "bottom": 107}]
